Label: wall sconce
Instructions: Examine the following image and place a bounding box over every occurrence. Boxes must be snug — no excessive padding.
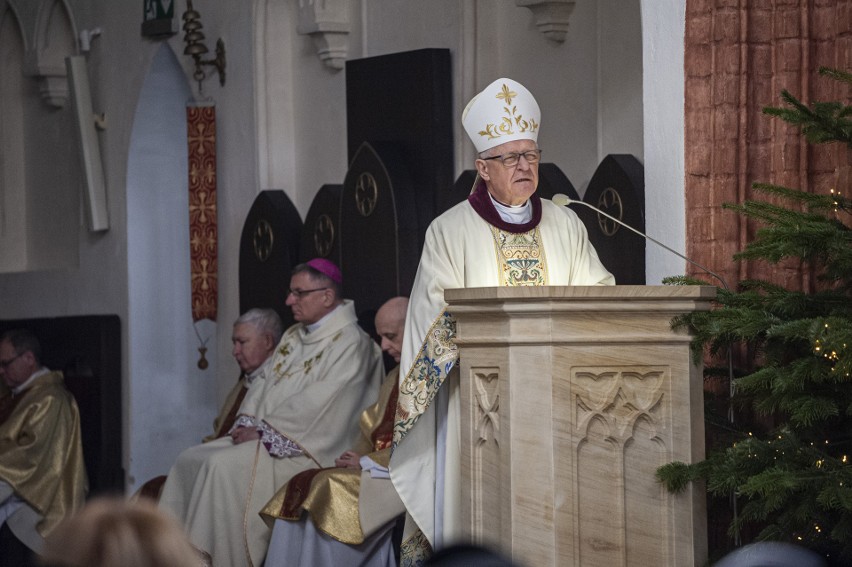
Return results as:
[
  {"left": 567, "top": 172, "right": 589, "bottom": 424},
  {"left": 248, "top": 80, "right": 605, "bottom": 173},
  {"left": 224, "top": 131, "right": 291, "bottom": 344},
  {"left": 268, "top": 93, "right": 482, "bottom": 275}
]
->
[{"left": 182, "top": 0, "right": 226, "bottom": 88}]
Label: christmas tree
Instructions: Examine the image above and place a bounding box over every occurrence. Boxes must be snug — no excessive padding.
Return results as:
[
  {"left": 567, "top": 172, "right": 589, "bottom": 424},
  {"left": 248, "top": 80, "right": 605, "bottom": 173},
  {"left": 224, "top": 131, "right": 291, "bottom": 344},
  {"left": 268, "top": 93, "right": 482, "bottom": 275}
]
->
[{"left": 656, "top": 67, "right": 852, "bottom": 564}]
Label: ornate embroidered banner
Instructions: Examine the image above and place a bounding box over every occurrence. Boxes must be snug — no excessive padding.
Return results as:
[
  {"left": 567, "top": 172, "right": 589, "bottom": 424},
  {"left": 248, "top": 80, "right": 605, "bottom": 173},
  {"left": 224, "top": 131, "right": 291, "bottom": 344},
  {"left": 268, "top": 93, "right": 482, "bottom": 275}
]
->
[{"left": 187, "top": 103, "right": 218, "bottom": 321}]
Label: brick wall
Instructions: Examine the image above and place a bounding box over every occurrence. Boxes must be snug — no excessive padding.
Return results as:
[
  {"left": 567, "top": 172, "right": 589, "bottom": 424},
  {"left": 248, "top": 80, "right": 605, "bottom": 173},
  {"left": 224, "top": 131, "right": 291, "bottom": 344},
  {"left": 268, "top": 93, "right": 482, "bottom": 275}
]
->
[{"left": 684, "top": 0, "right": 851, "bottom": 292}]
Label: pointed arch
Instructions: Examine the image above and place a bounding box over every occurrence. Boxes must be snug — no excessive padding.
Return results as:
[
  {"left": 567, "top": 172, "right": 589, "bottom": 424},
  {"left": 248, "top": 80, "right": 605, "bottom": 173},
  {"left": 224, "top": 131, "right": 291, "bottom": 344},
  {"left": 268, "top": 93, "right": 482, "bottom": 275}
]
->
[
  {"left": 27, "top": 0, "right": 76, "bottom": 107},
  {"left": 0, "top": 3, "right": 28, "bottom": 270}
]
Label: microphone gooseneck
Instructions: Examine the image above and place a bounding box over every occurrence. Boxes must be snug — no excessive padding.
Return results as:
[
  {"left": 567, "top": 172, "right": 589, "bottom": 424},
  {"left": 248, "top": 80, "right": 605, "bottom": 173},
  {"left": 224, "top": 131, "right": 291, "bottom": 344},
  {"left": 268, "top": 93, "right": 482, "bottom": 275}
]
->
[
  {"left": 555, "top": 192, "right": 737, "bottom": 433},
  {"left": 552, "top": 193, "right": 729, "bottom": 290}
]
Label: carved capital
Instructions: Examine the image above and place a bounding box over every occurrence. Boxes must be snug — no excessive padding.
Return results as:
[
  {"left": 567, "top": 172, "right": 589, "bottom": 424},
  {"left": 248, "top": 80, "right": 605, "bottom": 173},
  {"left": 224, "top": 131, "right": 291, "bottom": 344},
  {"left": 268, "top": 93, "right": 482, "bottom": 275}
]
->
[
  {"left": 298, "top": 0, "right": 350, "bottom": 71},
  {"left": 515, "top": 0, "right": 576, "bottom": 43},
  {"left": 24, "top": 0, "right": 78, "bottom": 108},
  {"left": 24, "top": 61, "right": 68, "bottom": 108}
]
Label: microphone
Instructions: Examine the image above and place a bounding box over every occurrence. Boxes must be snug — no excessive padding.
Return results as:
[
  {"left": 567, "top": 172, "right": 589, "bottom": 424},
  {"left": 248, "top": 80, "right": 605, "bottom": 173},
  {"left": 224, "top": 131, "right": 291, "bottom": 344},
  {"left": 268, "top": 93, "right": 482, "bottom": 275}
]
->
[
  {"left": 554, "top": 193, "right": 737, "bottom": 428},
  {"left": 551, "top": 193, "right": 729, "bottom": 290}
]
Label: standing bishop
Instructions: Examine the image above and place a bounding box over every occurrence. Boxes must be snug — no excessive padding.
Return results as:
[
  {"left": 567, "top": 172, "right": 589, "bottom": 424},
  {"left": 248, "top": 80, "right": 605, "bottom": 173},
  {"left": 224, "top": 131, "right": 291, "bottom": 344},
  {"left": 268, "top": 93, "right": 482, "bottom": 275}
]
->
[{"left": 389, "top": 78, "right": 615, "bottom": 564}]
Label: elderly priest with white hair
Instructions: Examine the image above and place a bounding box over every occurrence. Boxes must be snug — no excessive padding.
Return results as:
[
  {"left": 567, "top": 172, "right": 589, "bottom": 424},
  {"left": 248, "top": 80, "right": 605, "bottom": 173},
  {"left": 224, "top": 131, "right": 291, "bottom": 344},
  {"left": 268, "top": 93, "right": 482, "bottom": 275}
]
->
[
  {"left": 389, "top": 78, "right": 615, "bottom": 564},
  {"left": 160, "top": 259, "right": 384, "bottom": 567}
]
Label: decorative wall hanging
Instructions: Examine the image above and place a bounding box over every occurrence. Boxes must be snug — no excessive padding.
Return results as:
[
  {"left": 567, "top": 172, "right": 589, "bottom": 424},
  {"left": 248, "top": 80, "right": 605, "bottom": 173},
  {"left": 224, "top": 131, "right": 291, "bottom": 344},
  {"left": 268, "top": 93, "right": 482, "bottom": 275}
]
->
[{"left": 187, "top": 101, "right": 218, "bottom": 368}]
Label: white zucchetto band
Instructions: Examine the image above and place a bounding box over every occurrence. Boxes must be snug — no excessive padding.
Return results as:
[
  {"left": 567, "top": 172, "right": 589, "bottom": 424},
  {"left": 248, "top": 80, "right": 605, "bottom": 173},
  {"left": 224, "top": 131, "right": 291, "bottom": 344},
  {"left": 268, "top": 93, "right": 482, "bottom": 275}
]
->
[{"left": 462, "top": 78, "right": 541, "bottom": 153}]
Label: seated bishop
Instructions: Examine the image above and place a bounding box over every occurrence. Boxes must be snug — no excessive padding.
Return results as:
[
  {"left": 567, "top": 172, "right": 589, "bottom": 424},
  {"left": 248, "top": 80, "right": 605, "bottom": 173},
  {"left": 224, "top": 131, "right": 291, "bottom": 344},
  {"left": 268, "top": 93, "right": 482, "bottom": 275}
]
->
[
  {"left": 135, "top": 307, "right": 283, "bottom": 502},
  {"left": 261, "top": 296, "right": 410, "bottom": 567},
  {"left": 0, "top": 329, "right": 87, "bottom": 566},
  {"left": 159, "top": 259, "right": 384, "bottom": 567}
]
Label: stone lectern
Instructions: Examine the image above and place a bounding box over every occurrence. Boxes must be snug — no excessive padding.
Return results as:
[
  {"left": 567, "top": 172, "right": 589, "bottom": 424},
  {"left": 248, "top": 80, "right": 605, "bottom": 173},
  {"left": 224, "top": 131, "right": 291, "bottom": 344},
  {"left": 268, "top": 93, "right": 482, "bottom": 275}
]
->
[{"left": 445, "top": 285, "right": 713, "bottom": 567}]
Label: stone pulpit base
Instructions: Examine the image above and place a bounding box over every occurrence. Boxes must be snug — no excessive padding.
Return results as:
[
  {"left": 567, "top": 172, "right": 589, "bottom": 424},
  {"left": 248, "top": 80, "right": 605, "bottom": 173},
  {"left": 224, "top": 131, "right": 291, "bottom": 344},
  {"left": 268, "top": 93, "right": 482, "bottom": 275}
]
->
[{"left": 446, "top": 285, "right": 713, "bottom": 567}]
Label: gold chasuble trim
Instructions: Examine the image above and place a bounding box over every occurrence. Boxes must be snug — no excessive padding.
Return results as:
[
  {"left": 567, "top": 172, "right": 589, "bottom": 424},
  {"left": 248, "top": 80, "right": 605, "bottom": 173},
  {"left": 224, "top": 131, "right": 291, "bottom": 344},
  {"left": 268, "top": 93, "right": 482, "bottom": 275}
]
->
[
  {"left": 393, "top": 311, "right": 457, "bottom": 448},
  {"left": 400, "top": 529, "right": 432, "bottom": 567},
  {"left": 393, "top": 228, "right": 548, "bottom": 450},
  {"left": 489, "top": 225, "right": 548, "bottom": 286}
]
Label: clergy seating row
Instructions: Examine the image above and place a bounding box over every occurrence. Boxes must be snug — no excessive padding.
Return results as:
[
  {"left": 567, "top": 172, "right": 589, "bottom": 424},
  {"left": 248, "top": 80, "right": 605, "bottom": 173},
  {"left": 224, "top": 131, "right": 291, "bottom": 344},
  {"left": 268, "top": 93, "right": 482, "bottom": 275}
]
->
[{"left": 0, "top": 315, "right": 123, "bottom": 497}]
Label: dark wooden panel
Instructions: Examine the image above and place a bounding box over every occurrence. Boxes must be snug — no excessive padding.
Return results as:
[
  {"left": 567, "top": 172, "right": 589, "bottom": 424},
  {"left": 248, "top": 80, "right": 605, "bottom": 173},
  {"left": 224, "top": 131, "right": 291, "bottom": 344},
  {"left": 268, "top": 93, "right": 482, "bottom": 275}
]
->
[
  {"left": 0, "top": 316, "right": 123, "bottom": 496},
  {"left": 440, "top": 170, "right": 476, "bottom": 215},
  {"left": 576, "top": 154, "right": 645, "bottom": 284},
  {"left": 239, "top": 190, "right": 303, "bottom": 327},
  {"left": 537, "top": 162, "right": 581, "bottom": 202},
  {"left": 339, "top": 142, "right": 419, "bottom": 320},
  {"left": 346, "top": 48, "right": 453, "bottom": 249},
  {"left": 299, "top": 184, "right": 342, "bottom": 267}
]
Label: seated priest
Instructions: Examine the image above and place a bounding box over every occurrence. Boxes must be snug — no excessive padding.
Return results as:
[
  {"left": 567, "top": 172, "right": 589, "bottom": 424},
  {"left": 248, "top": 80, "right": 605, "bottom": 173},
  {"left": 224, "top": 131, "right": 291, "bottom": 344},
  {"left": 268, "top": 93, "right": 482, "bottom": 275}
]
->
[
  {"left": 159, "top": 259, "right": 384, "bottom": 567},
  {"left": 0, "top": 329, "right": 87, "bottom": 566},
  {"left": 389, "top": 78, "right": 615, "bottom": 563},
  {"left": 135, "top": 307, "right": 283, "bottom": 502},
  {"left": 262, "top": 296, "right": 409, "bottom": 567}
]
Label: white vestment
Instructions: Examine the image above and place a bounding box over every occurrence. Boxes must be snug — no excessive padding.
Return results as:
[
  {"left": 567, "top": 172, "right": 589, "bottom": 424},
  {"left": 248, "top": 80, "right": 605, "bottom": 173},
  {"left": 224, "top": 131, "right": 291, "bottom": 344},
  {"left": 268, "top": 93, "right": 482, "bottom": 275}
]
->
[
  {"left": 390, "top": 192, "right": 614, "bottom": 561},
  {"left": 160, "top": 300, "right": 383, "bottom": 567},
  {"left": 263, "top": 367, "right": 405, "bottom": 567}
]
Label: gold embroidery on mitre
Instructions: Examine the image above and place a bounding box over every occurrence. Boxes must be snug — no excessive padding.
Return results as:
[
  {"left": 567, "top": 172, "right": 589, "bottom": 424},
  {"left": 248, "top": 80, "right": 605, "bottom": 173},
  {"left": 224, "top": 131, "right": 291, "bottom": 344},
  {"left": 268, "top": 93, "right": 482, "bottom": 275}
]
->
[
  {"left": 496, "top": 83, "right": 516, "bottom": 105},
  {"left": 478, "top": 83, "right": 540, "bottom": 141},
  {"left": 489, "top": 226, "right": 548, "bottom": 286}
]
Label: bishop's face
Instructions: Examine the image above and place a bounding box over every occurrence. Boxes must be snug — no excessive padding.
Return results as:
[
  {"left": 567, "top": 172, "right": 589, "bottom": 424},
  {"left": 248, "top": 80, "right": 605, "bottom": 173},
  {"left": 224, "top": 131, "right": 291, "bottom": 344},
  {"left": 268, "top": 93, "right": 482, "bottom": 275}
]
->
[
  {"left": 231, "top": 323, "right": 273, "bottom": 374},
  {"left": 285, "top": 271, "right": 334, "bottom": 325},
  {"left": 375, "top": 312, "right": 404, "bottom": 364},
  {"left": 475, "top": 139, "right": 540, "bottom": 206}
]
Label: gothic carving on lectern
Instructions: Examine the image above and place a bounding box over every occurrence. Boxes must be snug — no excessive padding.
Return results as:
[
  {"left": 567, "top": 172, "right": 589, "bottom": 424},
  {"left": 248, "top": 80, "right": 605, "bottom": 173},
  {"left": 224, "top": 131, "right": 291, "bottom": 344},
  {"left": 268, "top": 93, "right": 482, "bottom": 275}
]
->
[
  {"left": 474, "top": 370, "right": 500, "bottom": 445},
  {"left": 568, "top": 367, "right": 670, "bottom": 564},
  {"left": 470, "top": 367, "right": 501, "bottom": 541},
  {"left": 573, "top": 368, "right": 665, "bottom": 440}
]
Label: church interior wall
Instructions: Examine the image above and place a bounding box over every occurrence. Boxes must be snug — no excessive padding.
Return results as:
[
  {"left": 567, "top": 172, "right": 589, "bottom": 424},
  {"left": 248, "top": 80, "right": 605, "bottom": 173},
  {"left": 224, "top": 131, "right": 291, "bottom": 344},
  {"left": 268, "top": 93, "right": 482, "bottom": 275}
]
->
[
  {"left": 0, "top": 0, "right": 678, "bottom": 492},
  {"left": 641, "top": 0, "right": 687, "bottom": 284},
  {"left": 125, "top": 43, "right": 220, "bottom": 491}
]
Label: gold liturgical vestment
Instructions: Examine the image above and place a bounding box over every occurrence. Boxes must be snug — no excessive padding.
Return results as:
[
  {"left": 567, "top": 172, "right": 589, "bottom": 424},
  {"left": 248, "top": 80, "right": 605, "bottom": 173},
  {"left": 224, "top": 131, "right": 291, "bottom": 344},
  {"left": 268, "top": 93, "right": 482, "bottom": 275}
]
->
[
  {"left": 261, "top": 366, "right": 401, "bottom": 544},
  {"left": 0, "top": 371, "right": 87, "bottom": 543}
]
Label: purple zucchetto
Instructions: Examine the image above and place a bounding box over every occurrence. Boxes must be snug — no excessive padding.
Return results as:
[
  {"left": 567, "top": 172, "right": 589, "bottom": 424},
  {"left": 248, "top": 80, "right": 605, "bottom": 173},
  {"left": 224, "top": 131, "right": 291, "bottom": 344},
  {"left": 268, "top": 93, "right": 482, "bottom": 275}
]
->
[{"left": 306, "top": 258, "right": 343, "bottom": 285}]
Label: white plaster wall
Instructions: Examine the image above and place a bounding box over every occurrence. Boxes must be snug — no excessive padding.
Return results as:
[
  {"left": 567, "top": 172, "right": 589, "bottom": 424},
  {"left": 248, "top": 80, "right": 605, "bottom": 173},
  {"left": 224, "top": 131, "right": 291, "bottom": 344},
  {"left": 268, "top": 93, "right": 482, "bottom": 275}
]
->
[
  {"left": 640, "top": 0, "right": 687, "bottom": 284},
  {"left": 598, "top": 0, "right": 644, "bottom": 163},
  {"left": 167, "top": 2, "right": 262, "bottom": 410},
  {"left": 125, "top": 44, "right": 219, "bottom": 491},
  {"left": 0, "top": 0, "right": 679, "bottom": 492},
  {"left": 282, "top": 0, "right": 642, "bottom": 201}
]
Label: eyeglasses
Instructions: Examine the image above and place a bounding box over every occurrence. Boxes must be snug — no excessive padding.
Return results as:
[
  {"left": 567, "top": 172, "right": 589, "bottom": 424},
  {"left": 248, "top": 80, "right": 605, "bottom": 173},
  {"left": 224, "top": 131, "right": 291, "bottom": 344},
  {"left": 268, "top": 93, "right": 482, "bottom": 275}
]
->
[
  {"left": 287, "top": 287, "right": 328, "bottom": 299},
  {"left": 480, "top": 149, "right": 542, "bottom": 168},
  {"left": 0, "top": 352, "right": 23, "bottom": 369}
]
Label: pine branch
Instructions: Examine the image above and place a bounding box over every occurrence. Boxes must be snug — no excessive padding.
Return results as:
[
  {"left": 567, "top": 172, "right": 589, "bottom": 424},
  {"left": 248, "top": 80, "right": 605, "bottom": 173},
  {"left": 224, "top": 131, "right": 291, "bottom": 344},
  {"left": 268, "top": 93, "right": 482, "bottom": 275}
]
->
[
  {"left": 763, "top": 77, "right": 852, "bottom": 147},
  {"left": 659, "top": 66, "right": 852, "bottom": 559}
]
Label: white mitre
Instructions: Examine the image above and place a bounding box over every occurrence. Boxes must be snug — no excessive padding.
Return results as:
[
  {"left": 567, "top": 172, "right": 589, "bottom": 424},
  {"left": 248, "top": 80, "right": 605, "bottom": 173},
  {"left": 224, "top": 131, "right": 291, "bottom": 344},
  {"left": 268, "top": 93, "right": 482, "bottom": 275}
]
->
[{"left": 462, "top": 77, "right": 541, "bottom": 153}]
